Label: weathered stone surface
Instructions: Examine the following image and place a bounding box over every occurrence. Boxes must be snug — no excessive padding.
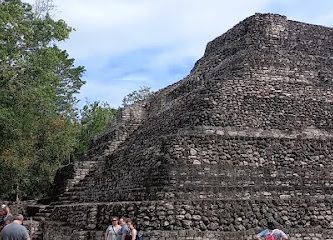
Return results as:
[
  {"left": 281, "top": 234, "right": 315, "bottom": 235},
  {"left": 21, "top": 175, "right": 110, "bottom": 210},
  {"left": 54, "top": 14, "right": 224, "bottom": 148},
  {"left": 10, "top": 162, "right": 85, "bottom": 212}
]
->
[{"left": 32, "top": 13, "right": 333, "bottom": 239}]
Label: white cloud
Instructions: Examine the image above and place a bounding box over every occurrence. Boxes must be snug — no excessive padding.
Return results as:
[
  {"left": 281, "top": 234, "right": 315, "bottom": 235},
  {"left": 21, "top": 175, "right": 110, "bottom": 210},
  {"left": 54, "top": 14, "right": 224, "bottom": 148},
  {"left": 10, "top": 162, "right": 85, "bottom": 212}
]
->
[
  {"left": 22, "top": 0, "right": 272, "bottom": 107},
  {"left": 23, "top": 0, "right": 333, "bottom": 108},
  {"left": 26, "top": 0, "right": 271, "bottom": 59},
  {"left": 79, "top": 78, "right": 145, "bottom": 108},
  {"left": 119, "top": 74, "right": 151, "bottom": 82}
]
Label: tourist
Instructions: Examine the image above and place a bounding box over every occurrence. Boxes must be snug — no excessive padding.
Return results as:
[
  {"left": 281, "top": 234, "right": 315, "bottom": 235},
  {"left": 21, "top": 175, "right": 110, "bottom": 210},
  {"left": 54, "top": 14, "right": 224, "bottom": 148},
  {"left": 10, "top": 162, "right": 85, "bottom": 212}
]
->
[
  {"left": 0, "top": 205, "right": 12, "bottom": 227},
  {"left": 3, "top": 214, "right": 14, "bottom": 226},
  {"left": 119, "top": 217, "right": 130, "bottom": 240},
  {"left": 0, "top": 205, "right": 6, "bottom": 229},
  {"left": 105, "top": 217, "right": 121, "bottom": 240},
  {"left": 0, "top": 214, "right": 30, "bottom": 240},
  {"left": 124, "top": 219, "right": 137, "bottom": 240},
  {"left": 0, "top": 205, "right": 5, "bottom": 216},
  {"left": 255, "top": 221, "right": 288, "bottom": 240}
]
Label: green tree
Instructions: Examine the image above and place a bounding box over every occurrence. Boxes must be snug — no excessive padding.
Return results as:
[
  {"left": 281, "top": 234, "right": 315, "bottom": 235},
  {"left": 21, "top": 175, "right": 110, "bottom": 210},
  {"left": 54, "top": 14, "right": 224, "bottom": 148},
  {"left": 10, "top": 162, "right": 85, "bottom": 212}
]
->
[
  {"left": 122, "top": 86, "right": 154, "bottom": 106},
  {"left": 74, "top": 101, "right": 117, "bottom": 159},
  {"left": 0, "top": 0, "right": 85, "bottom": 200}
]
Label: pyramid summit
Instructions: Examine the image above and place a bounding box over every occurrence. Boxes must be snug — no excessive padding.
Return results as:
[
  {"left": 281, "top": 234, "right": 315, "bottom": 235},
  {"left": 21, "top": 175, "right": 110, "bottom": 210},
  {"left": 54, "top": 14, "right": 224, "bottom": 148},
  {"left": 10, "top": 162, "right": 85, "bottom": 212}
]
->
[{"left": 32, "top": 13, "right": 333, "bottom": 239}]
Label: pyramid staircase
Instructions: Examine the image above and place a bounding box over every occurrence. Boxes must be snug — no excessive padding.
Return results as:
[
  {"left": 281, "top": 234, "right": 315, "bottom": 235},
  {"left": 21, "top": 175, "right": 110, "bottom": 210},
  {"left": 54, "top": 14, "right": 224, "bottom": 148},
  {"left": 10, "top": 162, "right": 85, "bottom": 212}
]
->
[{"left": 26, "top": 103, "right": 147, "bottom": 239}]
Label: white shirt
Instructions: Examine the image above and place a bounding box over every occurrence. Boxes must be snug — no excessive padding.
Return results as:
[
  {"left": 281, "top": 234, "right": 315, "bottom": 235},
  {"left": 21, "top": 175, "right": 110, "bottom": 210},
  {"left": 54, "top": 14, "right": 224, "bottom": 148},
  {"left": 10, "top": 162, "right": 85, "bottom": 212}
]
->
[{"left": 105, "top": 225, "right": 121, "bottom": 240}]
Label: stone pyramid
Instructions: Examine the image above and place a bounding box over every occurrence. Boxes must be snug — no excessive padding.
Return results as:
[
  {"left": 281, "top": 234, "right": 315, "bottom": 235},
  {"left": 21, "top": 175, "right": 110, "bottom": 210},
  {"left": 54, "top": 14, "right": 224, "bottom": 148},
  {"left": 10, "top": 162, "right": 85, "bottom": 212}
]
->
[{"left": 36, "top": 13, "right": 333, "bottom": 240}]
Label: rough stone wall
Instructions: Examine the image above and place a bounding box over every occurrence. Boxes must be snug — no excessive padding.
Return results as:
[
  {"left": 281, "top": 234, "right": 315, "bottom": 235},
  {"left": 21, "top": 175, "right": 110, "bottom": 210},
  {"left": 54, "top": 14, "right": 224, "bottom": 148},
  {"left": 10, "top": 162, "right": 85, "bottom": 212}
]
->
[
  {"left": 61, "top": 132, "right": 333, "bottom": 203},
  {"left": 89, "top": 101, "right": 148, "bottom": 157},
  {"left": 42, "top": 228, "right": 333, "bottom": 240},
  {"left": 143, "top": 13, "right": 333, "bottom": 134},
  {"left": 49, "top": 199, "right": 333, "bottom": 231},
  {"left": 40, "top": 13, "right": 333, "bottom": 239},
  {"left": 49, "top": 102, "right": 148, "bottom": 199}
]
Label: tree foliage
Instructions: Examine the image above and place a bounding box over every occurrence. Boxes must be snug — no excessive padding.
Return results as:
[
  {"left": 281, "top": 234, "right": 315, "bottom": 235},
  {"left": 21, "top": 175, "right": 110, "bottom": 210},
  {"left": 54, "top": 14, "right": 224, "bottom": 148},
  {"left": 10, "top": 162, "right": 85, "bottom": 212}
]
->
[
  {"left": 0, "top": 0, "right": 119, "bottom": 201},
  {"left": 32, "top": 0, "right": 56, "bottom": 19},
  {"left": 0, "top": 0, "right": 85, "bottom": 200},
  {"left": 74, "top": 101, "right": 117, "bottom": 159},
  {"left": 122, "top": 86, "right": 154, "bottom": 106}
]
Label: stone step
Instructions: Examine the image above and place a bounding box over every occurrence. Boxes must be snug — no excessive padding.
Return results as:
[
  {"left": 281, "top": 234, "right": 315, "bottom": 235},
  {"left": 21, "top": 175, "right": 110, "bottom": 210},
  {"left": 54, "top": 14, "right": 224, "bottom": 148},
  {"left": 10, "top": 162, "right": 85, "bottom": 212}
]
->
[
  {"left": 49, "top": 200, "right": 73, "bottom": 206},
  {"left": 35, "top": 212, "right": 52, "bottom": 217},
  {"left": 49, "top": 183, "right": 333, "bottom": 206},
  {"left": 25, "top": 204, "right": 48, "bottom": 217},
  {"left": 67, "top": 185, "right": 86, "bottom": 192},
  {"left": 61, "top": 190, "right": 80, "bottom": 197},
  {"left": 57, "top": 195, "right": 78, "bottom": 202},
  {"left": 32, "top": 216, "right": 46, "bottom": 222},
  {"left": 22, "top": 115, "right": 146, "bottom": 239},
  {"left": 44, "top": 220, "right": 68, "bottom": 227},
  {"left": 75, "top": 160, "right": 98, "bottom": 166}
]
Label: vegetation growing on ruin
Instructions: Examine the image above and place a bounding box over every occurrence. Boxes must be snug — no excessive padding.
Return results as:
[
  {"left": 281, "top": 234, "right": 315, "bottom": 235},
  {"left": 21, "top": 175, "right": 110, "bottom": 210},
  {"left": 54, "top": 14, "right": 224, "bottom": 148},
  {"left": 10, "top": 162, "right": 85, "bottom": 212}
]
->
[{"left": 0, "top": 0, "right": 115, "bottom": 200}]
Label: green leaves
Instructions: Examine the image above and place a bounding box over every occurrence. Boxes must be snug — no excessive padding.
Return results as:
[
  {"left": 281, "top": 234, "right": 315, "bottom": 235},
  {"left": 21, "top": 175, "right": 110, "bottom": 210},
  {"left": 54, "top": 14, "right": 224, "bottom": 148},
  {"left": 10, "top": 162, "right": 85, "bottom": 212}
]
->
[
  {"left": 74, "top": 101, "right": 117, "bottom": 159},
  {"left": 0, "top": 0, "right": 118, "bottom": 201},
  {"left": 0, "top": 0, "right": 84, "bottom": 200},
  {"left": 122, "top": 86, "right": 154, "bottom": 106}
]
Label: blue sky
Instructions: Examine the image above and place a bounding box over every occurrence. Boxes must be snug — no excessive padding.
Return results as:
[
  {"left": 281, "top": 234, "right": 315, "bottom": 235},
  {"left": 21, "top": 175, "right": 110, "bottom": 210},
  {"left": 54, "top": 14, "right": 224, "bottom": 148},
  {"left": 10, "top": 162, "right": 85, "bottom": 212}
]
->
[{"left": 25, "top": 0, "right": 333, "bottom": 108}]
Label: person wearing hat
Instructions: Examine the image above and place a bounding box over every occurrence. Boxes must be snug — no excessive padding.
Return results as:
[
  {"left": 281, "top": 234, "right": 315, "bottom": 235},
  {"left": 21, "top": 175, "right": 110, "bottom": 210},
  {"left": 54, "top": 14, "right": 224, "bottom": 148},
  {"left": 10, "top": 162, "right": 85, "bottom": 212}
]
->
[
  {"left": 0, "top": 214, "right": 30, "bottom": 240},
  {"left": 105, "top": 217, "right": 121, "bottom": 240},
  {"left": 255, "top": 221, "right": 288, "bottom": 240}
]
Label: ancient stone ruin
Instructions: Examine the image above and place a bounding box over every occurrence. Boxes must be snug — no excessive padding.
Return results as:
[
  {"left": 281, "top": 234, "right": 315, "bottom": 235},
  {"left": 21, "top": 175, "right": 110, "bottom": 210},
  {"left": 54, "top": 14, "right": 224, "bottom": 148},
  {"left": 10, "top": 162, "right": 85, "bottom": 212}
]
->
[{"left": 28, "top": 13, "right": 333, "bottom": 239}]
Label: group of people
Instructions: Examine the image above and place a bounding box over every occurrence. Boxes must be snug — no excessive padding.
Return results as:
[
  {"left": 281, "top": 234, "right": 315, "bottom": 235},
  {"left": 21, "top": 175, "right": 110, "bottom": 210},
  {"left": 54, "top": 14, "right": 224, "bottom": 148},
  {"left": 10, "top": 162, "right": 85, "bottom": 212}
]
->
[
  {"left": 1, "top": 204, "right": 287, "bottom": 240},
  {"left": 104, "top": 218, "right": 287, "bottom": 240},
  {"left": 104, "top": 217, "right": 143, "bottom": 240},
  {"left": 0, "top": 204, "right": 30, "bottom": 240}
]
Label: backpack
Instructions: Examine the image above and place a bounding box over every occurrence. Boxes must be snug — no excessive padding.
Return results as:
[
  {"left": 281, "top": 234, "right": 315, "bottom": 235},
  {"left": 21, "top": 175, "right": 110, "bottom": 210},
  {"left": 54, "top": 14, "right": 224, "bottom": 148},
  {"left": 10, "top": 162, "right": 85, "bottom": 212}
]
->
[
  {"left": 136, "top": 230, "right": 144, "bottom": 240},
  {"left": 264, "top": 231, "right": 276, "bottom": 240}
]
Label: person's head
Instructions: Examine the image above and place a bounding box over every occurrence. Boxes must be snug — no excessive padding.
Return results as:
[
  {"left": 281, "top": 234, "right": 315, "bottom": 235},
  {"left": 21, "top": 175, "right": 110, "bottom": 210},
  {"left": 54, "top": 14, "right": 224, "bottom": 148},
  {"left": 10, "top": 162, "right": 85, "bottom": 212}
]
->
[
  {"left": 13, "top": 214, "right": 24, "bottom": 224},
  {"left": 111, "top": 217, "right": 119, "bottom": 226},
  {"left": 126, "top": 219, "right": 136, "bottom": 230},
  {"left": 119, "top": 217, "right": 126, "bottom": 225},
  {"left": 1, "top": 204, "right": 9, "bottom": 213},
  {"left": 4, "top": 206, "right": 10, "bottom": 214},
  {"left": 267, "top": 221, "right": 275, "bottom": 230},
  {"left": 0, "top": 204, "right": 5, "bottom": 213}
]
